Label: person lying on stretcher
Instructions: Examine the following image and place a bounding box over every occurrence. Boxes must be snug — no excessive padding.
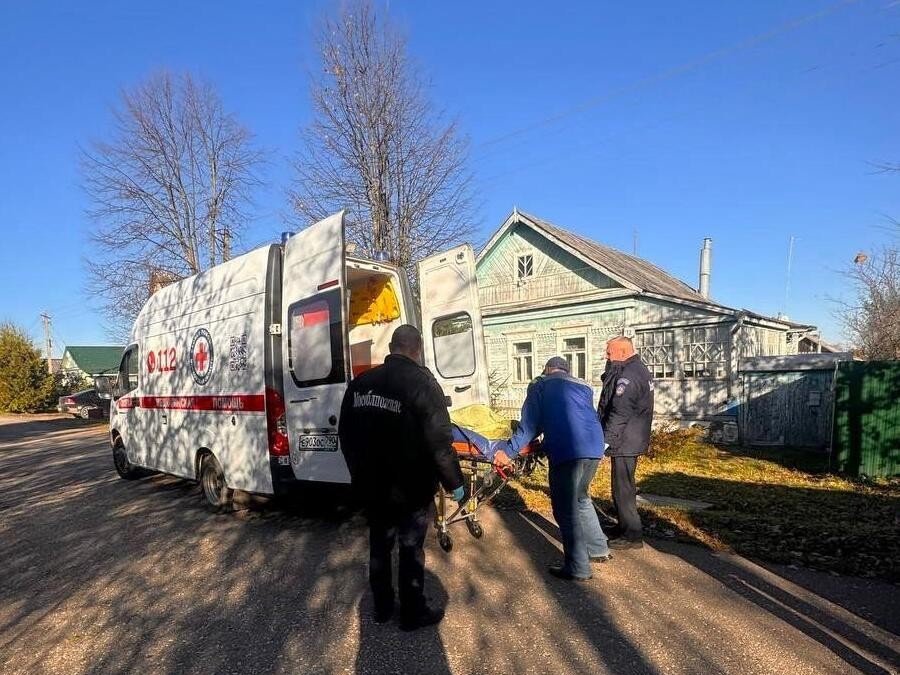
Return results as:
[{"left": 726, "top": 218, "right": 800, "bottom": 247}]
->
[
  {"left": 450, "top": 424, "right": 526, "bottom": 474},
  {"left": 447, "top": 403, "right": 525, "bottom": 472}
]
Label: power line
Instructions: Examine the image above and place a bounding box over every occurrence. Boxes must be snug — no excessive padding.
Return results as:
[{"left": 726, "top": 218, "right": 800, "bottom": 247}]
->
[
  {"left": 50, "top": 329, "right": 68, "bottom": 362},
  {"left": 475, "top": 0, "right": 863, "bottom": 156},
  {"left": 479, "top": 108, "right": 689, "bottom": 185},
  {"left": 476, "top": 6, "right": 889, "bottom": 188}
]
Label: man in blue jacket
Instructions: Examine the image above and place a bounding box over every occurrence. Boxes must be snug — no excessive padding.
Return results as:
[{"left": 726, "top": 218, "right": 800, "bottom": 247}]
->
[{"left": 496, "top": 356, "right": 611, "bottom": 581}]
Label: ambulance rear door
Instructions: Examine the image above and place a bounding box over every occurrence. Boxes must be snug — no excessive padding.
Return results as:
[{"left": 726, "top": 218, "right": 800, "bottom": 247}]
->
[
  {"left": 418, "top": 244, "right": 489, "bottom": 410},
  {"left": 280, "top": 211, "right": 351, "bottom": 483}
]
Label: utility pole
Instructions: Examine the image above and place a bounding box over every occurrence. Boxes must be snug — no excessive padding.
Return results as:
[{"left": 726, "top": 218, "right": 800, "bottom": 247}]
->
[
  {"left": 633, "top": 228, "right": 639, "bottom": 256},
  {"left": 782, "top": 235, "right": 796, "bottom": 318},
  {"left": 40, "top": 312, "right": 53, "bottom": 373}
]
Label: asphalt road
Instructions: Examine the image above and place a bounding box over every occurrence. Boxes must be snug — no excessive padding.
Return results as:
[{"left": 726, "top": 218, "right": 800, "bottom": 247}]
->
[{"left": 1, "top": 415, "right": 898, "bottom": 675}]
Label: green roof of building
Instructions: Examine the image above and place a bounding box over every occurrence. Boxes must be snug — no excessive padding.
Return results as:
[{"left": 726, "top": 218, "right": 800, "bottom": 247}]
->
[{"left": 63, "top": 346, "right": 125, "bottom": 375}]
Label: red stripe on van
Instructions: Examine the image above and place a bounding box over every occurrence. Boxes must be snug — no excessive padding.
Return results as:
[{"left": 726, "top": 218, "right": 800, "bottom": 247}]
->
[
  {"left": 116, "top": 397, "right": 140, "bottom": 410},
  {"left": 118, "top": 394, "right": 266, "bottom": 413}
]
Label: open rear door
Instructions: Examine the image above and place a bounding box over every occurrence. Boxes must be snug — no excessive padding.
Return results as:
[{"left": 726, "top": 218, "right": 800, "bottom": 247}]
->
[
  {"left": 418, "top": 244, "right": 489, "bottom": 410},
  {"left": 280, "top": 211, "right": 351, "bottom": 483}
]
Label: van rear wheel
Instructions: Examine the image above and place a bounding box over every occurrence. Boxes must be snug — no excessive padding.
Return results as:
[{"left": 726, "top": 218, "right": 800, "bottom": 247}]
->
[
  {"left": 200, "top": 454, "right": 233, "bottom": 513},
  {"left": 112, "top": 440, "right": 139, "bottom": 480}
]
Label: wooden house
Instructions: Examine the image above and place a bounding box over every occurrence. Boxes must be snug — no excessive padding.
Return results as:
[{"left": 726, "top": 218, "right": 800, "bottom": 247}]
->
[
  {"left": 476, "top": 210, "right": 816, "bottom": 421},
  {"left": 59, "top": 346, "right": 124, "bottom": 387}
]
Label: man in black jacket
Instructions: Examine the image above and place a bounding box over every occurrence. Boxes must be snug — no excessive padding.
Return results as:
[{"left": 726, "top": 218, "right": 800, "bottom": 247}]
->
[
  {"left": 339, "top": 324, "right": 465, "bottom": 630},
  {"left": 598, "top": 336, "right": 654, "bottom": 549}
]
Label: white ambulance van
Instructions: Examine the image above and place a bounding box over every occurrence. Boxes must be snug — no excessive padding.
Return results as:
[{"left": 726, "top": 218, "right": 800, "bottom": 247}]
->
[{"left": 110, "top": 211, "right": 489, "bottom": 510}]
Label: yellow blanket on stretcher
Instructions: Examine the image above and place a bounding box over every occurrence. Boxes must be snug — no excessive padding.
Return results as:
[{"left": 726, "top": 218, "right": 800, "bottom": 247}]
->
[{"left": 449, "top": 404, "right": 513, "bottom": 440}]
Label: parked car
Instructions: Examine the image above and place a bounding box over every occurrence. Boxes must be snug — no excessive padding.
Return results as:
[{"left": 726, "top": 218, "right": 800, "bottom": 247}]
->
[{"left": 58, "top": 389, "right": 110, "bottom": 419}]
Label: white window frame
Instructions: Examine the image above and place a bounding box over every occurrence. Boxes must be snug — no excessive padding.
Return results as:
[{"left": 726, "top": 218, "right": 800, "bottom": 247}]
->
[
  {"left": 682, "top": 325, "right": 728, "bottom": 379},
  {"left": 516, "top": 253, "right": 534, "bottom": 282},
  {"left": 511, "top": 339, "right": 534, "bottom": 383},
  {"left": 635, "top": 329, "right": 675, "bottom": 379},
  {"left": 558, "top": 333, "right": 588, "bottom": 380}
]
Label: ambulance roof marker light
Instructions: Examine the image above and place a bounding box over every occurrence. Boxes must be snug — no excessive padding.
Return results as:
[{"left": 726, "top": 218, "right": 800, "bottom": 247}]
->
[{"left": 372, "top": 251, "right": 388, "bottom": 262}]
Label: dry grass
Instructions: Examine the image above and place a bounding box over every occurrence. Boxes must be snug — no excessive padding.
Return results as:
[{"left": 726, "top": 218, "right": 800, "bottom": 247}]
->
[{"left": 496, "top": 429, "right": 900, "bottom": 581}]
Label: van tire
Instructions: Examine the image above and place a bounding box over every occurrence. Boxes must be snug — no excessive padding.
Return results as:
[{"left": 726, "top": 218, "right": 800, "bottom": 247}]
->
[
  {"left": 112, "top": 440, "right": 140, "bottom": 480},
  {"left": 200, "top": 454, "right": 233, "bottom": 513}
]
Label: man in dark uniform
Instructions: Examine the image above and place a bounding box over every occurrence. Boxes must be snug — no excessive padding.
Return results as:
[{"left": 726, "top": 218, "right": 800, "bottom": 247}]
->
[
  {"left": 339, "top": 324, "right": 465, "bottom": 630},
  {"left": 598, "top": 336, "right": 654, "bottom": 550}
]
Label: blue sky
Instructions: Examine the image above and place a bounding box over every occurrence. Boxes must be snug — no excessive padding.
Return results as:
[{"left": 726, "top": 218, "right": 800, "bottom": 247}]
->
[{"left": 1, "top": 0, "right": 898, "bottom": 353}]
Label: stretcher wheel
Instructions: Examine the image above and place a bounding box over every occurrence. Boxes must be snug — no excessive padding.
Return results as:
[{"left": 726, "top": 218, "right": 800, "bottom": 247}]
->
[
  {"left": 438, "top": 532, "right": 453, "bottom": 552},
  {"left": 466, "top": 520, "right": 484, "bottom": 539}
]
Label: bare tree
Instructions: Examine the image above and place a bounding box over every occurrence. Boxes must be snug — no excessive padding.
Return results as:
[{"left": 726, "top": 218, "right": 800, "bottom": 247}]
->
[
  {"left": 290, "top": 1, "right": 476, "bottom": 276},
  {"left": 838, "top": 235, "right": 900, "bottom": 359},
  {"left": 82, "top": 71, "right": 264, "bottom": 336}
]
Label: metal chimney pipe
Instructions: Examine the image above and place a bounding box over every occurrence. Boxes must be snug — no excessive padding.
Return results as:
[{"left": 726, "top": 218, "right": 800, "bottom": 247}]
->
[{"left": 699, "top": 238, "right": 712, "bottom": 298}]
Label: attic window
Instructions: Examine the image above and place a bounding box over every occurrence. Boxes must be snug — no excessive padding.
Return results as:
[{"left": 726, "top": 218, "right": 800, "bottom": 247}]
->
[{"left": 517, "top": 254, "right": 533, "bottom": 281}]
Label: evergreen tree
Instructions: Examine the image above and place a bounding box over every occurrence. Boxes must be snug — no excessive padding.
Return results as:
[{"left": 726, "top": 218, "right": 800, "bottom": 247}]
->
[{"left": 0, "top": 323, "right": 56, "bottom": 413}]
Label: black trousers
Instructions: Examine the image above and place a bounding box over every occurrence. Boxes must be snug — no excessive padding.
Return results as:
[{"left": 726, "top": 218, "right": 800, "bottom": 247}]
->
[
  {"left": 368, "top": 504, "right": 429, "bottom": 618},
  {"left": 611, "top": 456, "right": 643, "bottom": 541}
]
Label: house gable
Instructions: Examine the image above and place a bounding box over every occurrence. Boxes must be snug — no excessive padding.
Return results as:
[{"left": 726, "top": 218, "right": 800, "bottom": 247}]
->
[{"left": 477, "top": 221, "right": 626, "bottom": 310}]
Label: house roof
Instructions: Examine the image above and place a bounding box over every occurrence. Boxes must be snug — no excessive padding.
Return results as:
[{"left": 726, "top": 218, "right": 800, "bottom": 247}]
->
[
  {"left": 63, "top": 346, "right": 124, "bottom": 375},
  {"left": 528, "top": 212, "right": 714, "bottom": 304},
  {"left": 478, "top": 209, "right": 816, "bottom": 331},
  {"left": 799, "top": 333, "right": 843, "bottom": 352},
  {"left": 740, "top": 353, "right": 852, "bottom": 372},
  {"left": 479, "top": 209, "right": 720, "bottom": 305}
]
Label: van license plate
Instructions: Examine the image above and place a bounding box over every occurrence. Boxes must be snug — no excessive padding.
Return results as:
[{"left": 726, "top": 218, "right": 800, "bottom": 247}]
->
[{"left": 298, "top": 434, "right": 338, "bottom": 451}]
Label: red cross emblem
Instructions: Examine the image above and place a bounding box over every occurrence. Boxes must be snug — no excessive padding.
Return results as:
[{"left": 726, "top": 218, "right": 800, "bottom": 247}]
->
[
  {"left": 190, "top": 328, "right": 214, "bottom": 385},
  {"left": 194, "top": 341, "right": 209, "bottom": 372}
]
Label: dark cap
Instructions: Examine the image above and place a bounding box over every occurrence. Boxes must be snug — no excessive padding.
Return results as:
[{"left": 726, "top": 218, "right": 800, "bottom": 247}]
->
[{"left": 544, "top": 356, "right": 569, "bottom": 373}]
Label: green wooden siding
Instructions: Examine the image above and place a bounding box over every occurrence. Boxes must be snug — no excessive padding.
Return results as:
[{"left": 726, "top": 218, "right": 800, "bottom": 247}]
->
[
  {"left": 475, "top": 216, "right": 800, "bottom": 421},
  {"left": 831, "top": 361, "right": 900, "bottom": 478},
  {"left": 478, "top": 223, "right": 619, "bottom": 308}
]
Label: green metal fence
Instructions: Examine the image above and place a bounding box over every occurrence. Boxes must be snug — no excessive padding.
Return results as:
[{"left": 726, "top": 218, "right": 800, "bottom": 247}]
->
[{"left": 831, "top": 361, "right": 900, "bottom": 479}]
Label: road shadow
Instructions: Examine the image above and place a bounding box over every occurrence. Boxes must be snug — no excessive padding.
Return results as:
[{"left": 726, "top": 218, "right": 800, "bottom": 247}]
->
[
  {"left": 489, "top": 506, "right": 661, "bottom": 674},
  {"left": 4, "top": 424, "right": 898, "bottom": 674},
  {"left": 354, "top": 570, "right": 452, "bottom": 675},
  {"left": 650, "top": 539, "right": 900, "bottom": 675},
  {"left": 491, "top": 485, "right": 899, "bottom": 675},
  {"left": 0, "top": 426, "right": 371, "bottom": 675},
  {"left": 0, "top": 415, "right": 105, "bottom": 443}
]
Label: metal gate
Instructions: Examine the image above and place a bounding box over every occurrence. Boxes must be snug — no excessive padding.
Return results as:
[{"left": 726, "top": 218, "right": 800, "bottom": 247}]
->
[
  {"left": 741, "top": 369, "right": 835, "bottom": 449},
  {"left": 831, "top": 361, "right": 900, "bottom": 478}
]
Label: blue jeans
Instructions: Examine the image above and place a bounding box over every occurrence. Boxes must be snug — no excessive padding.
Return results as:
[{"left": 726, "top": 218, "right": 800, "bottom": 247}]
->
[{"left": 548, "top": 458, "right": 609, "bottom": 578}]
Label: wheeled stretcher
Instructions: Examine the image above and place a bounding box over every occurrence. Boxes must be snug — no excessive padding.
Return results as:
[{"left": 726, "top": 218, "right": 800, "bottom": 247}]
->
[{"left": 434, "top": 424, "right": 542, "bottom": 552}]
